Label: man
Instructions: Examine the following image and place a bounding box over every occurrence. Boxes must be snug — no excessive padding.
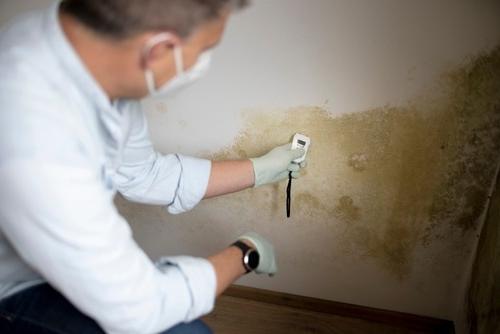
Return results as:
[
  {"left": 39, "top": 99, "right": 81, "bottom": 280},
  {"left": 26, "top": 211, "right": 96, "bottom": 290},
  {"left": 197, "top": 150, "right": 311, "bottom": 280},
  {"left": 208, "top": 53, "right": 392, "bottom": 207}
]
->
[{"left": 0, "top": 0, "right": 306, "bottom": 333}]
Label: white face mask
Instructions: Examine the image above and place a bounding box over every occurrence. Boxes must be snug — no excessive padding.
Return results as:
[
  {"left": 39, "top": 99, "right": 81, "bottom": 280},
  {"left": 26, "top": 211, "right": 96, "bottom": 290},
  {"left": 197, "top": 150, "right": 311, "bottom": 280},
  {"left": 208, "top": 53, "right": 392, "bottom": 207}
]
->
[{"left": 144, "top": 35, "right": 212, "bottom": 98}]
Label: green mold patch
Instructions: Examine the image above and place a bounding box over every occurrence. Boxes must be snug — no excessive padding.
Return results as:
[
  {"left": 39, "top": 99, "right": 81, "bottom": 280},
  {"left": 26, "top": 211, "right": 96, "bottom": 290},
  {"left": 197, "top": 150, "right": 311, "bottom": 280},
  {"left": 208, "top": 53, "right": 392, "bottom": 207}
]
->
[{"left": 210, "top": 45, "right": 500, "bottom": 279}]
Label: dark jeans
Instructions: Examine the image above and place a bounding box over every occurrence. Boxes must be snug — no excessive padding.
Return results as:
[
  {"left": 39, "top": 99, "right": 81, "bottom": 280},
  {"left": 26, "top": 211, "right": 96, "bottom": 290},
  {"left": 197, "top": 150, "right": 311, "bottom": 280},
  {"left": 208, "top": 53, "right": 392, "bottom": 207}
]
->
[{"left": 0, "top": 283, "right": 213, "bottom": 334}]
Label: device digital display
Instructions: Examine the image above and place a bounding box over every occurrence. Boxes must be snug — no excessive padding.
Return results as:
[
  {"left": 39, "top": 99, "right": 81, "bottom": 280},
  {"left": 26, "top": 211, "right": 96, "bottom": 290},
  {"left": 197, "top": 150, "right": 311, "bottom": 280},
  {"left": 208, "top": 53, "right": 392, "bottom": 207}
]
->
[{"left": 291, "top": 133, "right": 311, "bottom": 164}]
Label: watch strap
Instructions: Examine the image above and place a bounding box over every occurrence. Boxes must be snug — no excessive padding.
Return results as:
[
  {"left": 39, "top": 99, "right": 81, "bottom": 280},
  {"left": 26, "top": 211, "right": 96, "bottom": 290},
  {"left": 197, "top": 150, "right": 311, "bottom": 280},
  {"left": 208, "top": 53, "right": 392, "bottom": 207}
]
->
[{"left": 232, "top": 240, "right": 253, "bottom": 273}]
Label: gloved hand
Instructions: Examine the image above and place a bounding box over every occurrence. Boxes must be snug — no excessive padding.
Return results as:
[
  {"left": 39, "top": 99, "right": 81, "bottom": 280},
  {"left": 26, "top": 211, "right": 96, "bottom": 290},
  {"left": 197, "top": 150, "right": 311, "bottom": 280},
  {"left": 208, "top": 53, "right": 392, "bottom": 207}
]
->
[
  {"left": 238, "top": 232, "right": 277, "bottom": 276},
  {"left": 250, "top": 144, "right": 305, "bottom": 187}
]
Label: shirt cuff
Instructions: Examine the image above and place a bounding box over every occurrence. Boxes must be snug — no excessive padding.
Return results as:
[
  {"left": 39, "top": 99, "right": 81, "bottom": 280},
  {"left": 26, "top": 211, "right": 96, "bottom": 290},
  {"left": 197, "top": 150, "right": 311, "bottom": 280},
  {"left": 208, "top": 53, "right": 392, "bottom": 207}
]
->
[
  {"left": 167, "top": 155, "right": 211, "bottom": 215},
  {"left": 155, "top": 256, "right": 217, "bottom": 321}
]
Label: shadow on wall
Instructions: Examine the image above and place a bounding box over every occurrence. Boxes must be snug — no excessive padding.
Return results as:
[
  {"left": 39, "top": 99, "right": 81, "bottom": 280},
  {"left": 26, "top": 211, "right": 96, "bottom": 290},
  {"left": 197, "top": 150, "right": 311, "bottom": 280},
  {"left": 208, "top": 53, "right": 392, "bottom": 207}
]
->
[
  {"left": 467, "top": 168, "right": 500, "bottom": 334},
  {"left": 211, "top": 45, "right": 500, "bottom": 280}
]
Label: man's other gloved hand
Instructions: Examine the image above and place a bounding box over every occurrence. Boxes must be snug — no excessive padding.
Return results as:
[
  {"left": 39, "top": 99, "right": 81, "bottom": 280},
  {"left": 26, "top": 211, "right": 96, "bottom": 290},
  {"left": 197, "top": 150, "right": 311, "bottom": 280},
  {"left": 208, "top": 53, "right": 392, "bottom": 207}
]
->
[
  {"left": 250, "top": 144, "right": 305, "bottom": 187},
  {"left": 238, "top": 232, "right": 277, "bottom": 276}
]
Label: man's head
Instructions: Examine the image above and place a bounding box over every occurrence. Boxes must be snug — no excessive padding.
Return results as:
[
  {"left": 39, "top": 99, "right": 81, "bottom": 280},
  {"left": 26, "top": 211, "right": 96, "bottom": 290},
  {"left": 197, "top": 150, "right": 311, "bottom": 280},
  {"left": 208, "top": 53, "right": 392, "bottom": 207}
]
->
[{"left": 59, "top": 0, "right": 249, "bottom": 99}]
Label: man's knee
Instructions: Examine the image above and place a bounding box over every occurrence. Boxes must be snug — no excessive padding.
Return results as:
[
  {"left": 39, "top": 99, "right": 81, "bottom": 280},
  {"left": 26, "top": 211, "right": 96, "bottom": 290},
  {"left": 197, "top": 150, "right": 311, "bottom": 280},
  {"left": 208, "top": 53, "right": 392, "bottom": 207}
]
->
[{"left": 162, "top": 320, "right": 213, "bottom": 334}]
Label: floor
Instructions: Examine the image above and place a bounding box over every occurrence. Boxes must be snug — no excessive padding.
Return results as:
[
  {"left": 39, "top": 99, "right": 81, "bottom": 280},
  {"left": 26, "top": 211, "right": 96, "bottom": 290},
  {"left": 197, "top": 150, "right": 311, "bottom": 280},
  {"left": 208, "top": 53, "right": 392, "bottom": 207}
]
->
[{"left": 203, "top": 295, "right": 431, "bottom": 334}]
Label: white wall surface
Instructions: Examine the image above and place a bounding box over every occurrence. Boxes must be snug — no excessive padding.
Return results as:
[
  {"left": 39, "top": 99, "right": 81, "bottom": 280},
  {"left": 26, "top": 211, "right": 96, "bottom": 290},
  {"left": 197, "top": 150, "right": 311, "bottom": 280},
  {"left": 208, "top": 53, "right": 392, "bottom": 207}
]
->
[{"left": 145, "top": 0, "right": 500, "bottom": 155}]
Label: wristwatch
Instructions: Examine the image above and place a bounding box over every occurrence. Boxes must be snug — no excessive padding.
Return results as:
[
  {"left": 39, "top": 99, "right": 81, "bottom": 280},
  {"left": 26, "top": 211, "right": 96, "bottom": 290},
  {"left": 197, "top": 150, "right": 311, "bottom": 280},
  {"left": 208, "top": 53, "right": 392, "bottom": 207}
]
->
[{"left": 232, "top": 240, "right": 260, "bottom": 273}]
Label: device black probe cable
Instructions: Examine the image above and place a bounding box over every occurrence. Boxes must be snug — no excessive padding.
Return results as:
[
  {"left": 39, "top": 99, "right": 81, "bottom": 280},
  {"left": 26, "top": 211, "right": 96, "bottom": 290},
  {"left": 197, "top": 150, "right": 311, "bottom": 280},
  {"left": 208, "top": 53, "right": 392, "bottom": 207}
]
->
[{"left": 286, "top": 171, "right": 292, "bottom": 218}]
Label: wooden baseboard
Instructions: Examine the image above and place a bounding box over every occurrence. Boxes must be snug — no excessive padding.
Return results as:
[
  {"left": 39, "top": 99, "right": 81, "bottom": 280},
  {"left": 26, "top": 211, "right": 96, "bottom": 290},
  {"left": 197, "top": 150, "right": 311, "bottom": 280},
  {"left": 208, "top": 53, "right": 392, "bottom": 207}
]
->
[{"left": 224, "top": 285, "right": 455, "bottom": 334}]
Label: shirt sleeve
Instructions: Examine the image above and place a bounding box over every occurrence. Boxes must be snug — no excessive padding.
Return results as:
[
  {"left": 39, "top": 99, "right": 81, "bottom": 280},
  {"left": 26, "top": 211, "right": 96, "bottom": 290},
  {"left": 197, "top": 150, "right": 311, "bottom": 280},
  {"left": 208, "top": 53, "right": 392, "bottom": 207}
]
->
[
  {"left": 114, "top": 105, "right": 212, "bottom": 215},
  {"left": 0, "top": 158, "right": 217, "bottom": 334}
]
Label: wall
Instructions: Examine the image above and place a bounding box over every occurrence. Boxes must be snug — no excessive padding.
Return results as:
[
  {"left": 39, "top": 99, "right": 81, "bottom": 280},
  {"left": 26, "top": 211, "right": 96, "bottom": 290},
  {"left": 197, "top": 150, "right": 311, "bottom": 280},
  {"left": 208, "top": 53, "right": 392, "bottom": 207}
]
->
[
  {"left": 130, "top": 1, "right": 500, "bottom": 325},
  {"left": 466, "top": 166, "right": 500, "bottom": 334},
  {"left": 2, "top": 0, "right": 500, "bottom": 330},
  {"left": 0, "top": 0, "right": 54, "bottom": 24}
]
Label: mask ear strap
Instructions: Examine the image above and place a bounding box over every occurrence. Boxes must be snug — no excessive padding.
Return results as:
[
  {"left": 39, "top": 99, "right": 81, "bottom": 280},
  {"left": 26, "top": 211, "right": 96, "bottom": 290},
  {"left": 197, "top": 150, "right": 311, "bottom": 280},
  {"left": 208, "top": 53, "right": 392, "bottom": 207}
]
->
[
  {"left": 144, "top": 69, "right": 156, "bottom": 94},
  {"left": 173, "top": 46, "right": 184, "bottom": 75}
]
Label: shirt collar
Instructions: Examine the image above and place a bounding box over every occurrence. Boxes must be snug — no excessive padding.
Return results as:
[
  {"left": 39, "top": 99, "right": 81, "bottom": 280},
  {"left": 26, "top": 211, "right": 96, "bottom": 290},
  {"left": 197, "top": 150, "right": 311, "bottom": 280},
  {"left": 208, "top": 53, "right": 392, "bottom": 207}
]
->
[{"left": 43, "top": 1, "right": 114, "bottom": 112}]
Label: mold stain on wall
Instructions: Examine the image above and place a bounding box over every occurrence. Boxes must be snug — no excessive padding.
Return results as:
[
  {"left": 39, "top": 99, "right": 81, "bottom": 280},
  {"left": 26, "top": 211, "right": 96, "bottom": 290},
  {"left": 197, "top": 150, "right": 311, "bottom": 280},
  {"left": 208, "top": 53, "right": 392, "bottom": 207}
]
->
[{"left": 209, "top": 45, "right": 500, "bottom": 279}]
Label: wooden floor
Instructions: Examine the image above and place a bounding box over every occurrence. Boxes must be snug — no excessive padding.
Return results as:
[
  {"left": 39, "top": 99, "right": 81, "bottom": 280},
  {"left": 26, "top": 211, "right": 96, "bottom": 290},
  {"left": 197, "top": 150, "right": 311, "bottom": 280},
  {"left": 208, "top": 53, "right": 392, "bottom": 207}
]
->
[{"left": 203, "top": 295, "right": 431, "bottom": 334}]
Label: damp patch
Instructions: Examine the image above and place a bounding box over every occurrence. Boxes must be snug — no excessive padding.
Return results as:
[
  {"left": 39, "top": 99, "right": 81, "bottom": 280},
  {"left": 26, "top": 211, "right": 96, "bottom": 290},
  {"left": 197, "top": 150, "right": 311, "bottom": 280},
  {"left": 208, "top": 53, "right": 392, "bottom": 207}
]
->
[{"left": 209, "top": 45, "right": 500, "bottom": 279}]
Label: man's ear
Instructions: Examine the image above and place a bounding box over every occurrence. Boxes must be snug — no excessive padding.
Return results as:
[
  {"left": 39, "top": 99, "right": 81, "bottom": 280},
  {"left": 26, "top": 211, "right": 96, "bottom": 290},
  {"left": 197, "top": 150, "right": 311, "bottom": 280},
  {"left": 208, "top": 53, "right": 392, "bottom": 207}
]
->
[{"left": 141, "top": 32, "right": 180, "bottom": 68}]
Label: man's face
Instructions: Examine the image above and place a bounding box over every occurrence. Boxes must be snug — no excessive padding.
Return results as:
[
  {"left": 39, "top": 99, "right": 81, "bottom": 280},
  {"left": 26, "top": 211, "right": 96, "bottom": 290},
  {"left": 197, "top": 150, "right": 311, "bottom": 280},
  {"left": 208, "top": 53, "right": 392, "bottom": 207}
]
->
[{"left": 142, "top": 10, "right": 231, "bottom": 97}]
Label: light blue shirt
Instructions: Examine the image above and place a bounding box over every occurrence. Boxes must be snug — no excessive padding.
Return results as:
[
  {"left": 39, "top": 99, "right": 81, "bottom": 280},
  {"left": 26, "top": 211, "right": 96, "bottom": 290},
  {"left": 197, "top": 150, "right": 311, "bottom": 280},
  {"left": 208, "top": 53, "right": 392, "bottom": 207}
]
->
[{"left": 0, "top": 2, "right": 216, "bottom": 333}]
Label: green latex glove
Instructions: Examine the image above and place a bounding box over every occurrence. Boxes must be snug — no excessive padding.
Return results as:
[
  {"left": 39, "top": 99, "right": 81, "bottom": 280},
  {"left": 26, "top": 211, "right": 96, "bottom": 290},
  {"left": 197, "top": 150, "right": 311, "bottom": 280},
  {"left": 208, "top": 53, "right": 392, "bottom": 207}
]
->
[
  {"left": 250, "top": 144, "right": 305, "bottom": 187},
  {"left": 238, "top": 232, "right": 277, "bottom": 276}
]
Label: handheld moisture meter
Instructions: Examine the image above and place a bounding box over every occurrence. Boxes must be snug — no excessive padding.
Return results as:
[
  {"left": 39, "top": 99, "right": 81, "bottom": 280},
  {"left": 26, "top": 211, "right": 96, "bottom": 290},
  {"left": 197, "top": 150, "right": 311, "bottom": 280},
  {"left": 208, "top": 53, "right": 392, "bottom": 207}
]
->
[
  {"left": 286, "top": 133, "right": 311, "bottom": 218},
  {"left": 291, "top": 133, "right": 311, "bottom": 163}
]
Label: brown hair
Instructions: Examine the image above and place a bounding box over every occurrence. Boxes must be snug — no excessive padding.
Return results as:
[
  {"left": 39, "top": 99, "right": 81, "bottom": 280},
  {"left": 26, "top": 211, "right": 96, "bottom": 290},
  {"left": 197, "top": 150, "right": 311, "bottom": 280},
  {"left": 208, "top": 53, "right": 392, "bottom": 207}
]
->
[{"left": 60, "top": 0, "right": 249, "bottom": 39}]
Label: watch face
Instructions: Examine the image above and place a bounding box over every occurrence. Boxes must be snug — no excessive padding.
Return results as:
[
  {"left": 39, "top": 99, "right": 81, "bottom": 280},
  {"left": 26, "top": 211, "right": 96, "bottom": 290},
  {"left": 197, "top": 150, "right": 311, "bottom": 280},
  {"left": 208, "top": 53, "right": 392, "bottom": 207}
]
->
[{"left": 246, "top": 250, "right": 260, "bottom": 270}]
